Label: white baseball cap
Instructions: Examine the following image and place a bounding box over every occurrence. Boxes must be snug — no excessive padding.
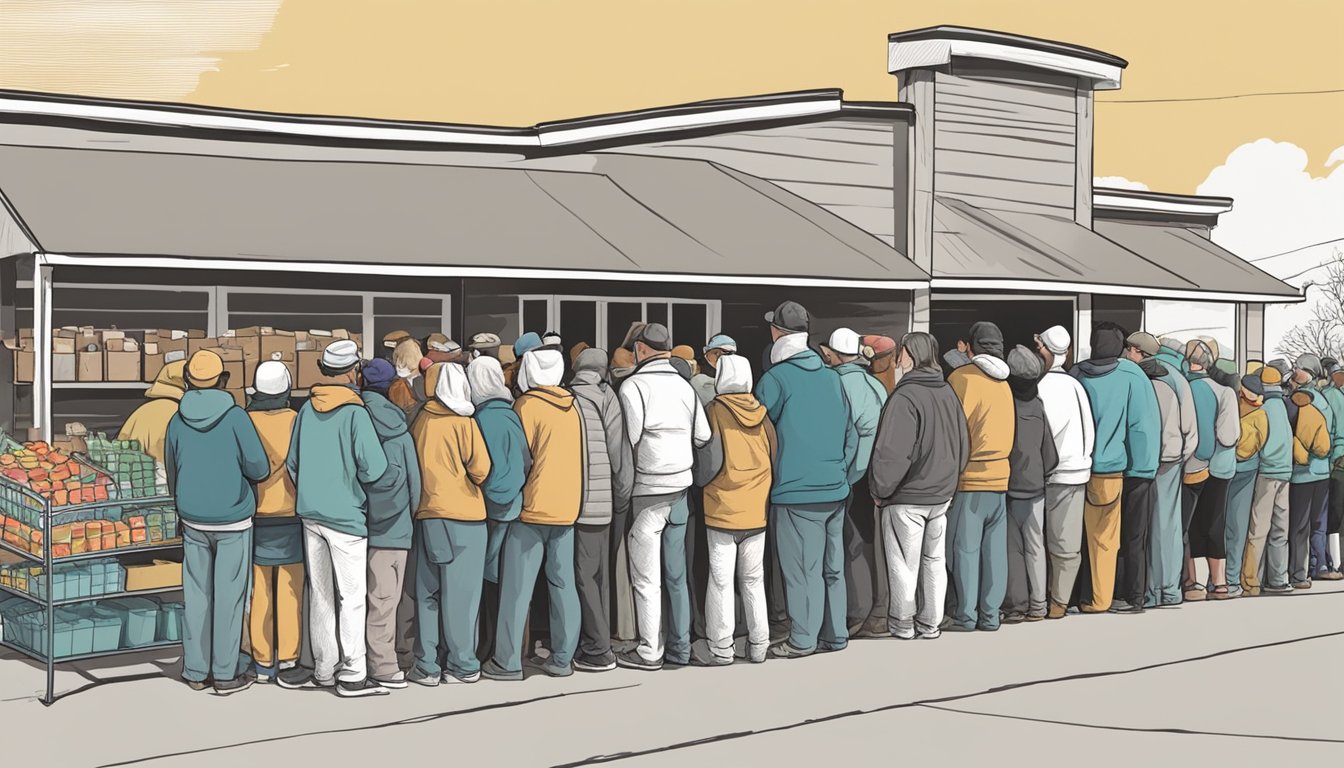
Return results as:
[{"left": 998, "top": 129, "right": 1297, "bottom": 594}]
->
[
  {"left": 826, "top": 328, "right": 862, "bottom": 356},
  {"left": 252, "top": 360, "right": 292, "bottom": 396}
]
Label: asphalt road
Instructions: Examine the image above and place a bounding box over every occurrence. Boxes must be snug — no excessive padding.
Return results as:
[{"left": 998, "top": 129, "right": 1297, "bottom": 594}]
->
[{"left": 2, "top": 581, "right": 1342, "bottom": 767}]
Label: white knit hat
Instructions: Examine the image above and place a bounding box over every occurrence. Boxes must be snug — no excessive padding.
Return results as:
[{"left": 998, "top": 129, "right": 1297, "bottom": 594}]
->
[
  {"left": 253, "top": 360, "right": 292, "bottom": 396},
  {"left": 322, "top": 339, "right": 361, "bottom": 372},
  {"left": 826, "top": 328, "right": 862, "bottom": 356},
  {"left": 1039, "top": 325, "right": 1070, "bottom": 356}
]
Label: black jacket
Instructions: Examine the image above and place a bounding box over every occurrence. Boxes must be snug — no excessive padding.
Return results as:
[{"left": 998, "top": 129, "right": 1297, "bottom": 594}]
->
[
  {"left": 1007, "top": 387, "right": 1059, "bottom": 499},
  {"left": 870, "top": 369, "right": 969, "bottom": 506}
]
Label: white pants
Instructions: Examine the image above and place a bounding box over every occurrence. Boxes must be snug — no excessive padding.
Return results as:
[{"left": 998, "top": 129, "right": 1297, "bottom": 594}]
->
[
  {"left": 303, "top": 521, "right": 369, "bottom": 685},
  {"left": 628, "top": 492, "right": 691, "bottom": 664},
  {"left": 881, "top": 502, "right": 950, "bottom": 639},
  {"left": 705, "top": 528, "right": 768, "bottom": 661}
]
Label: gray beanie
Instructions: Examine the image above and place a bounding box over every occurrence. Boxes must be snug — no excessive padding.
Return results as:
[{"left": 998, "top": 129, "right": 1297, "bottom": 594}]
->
[
  {"left": 1006, "top": 344, "right": 1044, "bottom": 380},
  {"left": 968, "top": 321, "right": 1005, "bottom": 359},
  {"left": 574, "top": 347, "right": 610, "bottom": 373},
  {"left": 1296, "top": 354, "right": 1324, "bottom": 380}
]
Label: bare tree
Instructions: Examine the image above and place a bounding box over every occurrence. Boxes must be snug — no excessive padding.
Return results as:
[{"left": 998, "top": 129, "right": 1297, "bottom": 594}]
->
[{"left": 1277, "top": 248, "right": 1344, "bottom": 361}]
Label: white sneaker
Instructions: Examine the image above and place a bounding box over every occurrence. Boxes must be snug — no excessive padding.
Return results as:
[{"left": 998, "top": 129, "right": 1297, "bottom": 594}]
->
[{"left": 336, "top": 679, "right": 390, "bottom": 698}]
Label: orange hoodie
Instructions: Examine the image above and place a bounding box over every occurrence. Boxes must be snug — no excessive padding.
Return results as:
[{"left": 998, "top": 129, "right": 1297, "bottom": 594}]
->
[
  {"left": 701, "top": 394, "right": 776, "bottom": 531},
  {"left": 411, "top": 363, "right": 491, "bottom": 521},
  {"left": 514, "top": 386, "right": 585, "bottom": 526},
  {"left": 948, "top": 360, "right": 1015, "bottom": 492},
  {"left": 249, "top": 408, "right": 297, "bottom": 517}
]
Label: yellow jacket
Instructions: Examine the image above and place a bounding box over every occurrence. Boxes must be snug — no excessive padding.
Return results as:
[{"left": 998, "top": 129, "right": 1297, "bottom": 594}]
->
[
  {"left": 701, "top": 394, "right": 777, "bottom": 531},
  {"left": 117, "top": 361, "right": 186, "bottom": 464},
  {"left": 514, "top": 386, "right": 584, "bottom": 526},
  {"left": 1291, "top": 392, "right": 1331, "bottom": 466},
  {"left": 249, "top": 408, "right": 297, "bottom": 517},
  {"left": 948, "top": 361, "right": 1015, "bottom": 492},
  {"left": 411, "top": 399, "right": 491, "bottom": 523},
  {"left": 1236, "top": 400, "right": 1269, "bottom": 461}
]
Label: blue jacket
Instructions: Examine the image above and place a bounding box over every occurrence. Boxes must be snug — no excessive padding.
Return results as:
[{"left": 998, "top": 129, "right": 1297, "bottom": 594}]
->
[
  {"left": 474, "top": 398, "right": 529, "bottom": 522},
  {"left": 361, "top": 391, "right": 420, "bottom": 550},
  {"left": 1259, "top": 387, "right": 1293, "bottom": 481},
  {"left": 288, "top": 385, "right": 389, "bottom": 537},
  {"left": 165, "top": 389, "right": 270, "bottom": 526},
  {"left": 835, "top": 362, "right": 888, "bottom": 485},
  {"left": 1070, "top": 357, "right": 1160, "bottom": 479},
  {"left": 1321, "top": 385, "right": 1344, "bottom": 462},
  {"left": 757, "top": 347, "right": 858, "bottom": 505}
]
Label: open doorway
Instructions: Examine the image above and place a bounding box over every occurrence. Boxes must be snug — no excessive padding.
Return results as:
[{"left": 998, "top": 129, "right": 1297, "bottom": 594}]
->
[{"left": 931, "top": 295, "right": 1075, "bottom": 373}]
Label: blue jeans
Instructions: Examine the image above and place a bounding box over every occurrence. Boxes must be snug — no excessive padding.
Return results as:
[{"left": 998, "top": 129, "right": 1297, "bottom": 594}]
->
[
  {"left": 946, "top": 492, "right": 1007, "bottom": 631},
  {"left": 493, "top": 522, "right": 579, "bottom": 673},
  {"left": 182, "top": 525, "right": 253, "bottom": 683},
  {"left": 1310, "top": 481, "right": 1334, "bottom": 576},
  {"left": 1145, "top": 463, "right": 1185, "bottom": 607},
  {"left": 772, "top": 502, "right": 848, "bottom": 652},
  {"left": 1223, "top": 471, "right": 1258, "bottom": 595},
  {"left": 414, "top": 519, "right": 486, "bottom": 679},
  {"left": 629, "top": 492, "right": 691, "bottom": 664}
]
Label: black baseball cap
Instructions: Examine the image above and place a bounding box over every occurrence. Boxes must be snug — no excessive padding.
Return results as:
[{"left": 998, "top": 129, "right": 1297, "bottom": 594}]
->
[{"left": 765, "top": 301, "right": 809, "bottom": 333}]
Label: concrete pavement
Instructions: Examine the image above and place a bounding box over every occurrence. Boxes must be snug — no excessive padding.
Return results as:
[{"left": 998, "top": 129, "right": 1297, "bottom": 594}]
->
[{"left": 2, "top": 583, "right": 1342, "bottom": 766}]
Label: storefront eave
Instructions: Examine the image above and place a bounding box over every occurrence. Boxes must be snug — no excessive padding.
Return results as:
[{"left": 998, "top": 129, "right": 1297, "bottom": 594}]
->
[{"left": 929, "top": 277, "right": 1304, "bottom": 305}]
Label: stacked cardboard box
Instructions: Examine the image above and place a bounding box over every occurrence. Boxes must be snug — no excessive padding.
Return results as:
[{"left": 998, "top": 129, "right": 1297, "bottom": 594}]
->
[{"left": 142, "top": 329, "right": 196, "bottom": 382}]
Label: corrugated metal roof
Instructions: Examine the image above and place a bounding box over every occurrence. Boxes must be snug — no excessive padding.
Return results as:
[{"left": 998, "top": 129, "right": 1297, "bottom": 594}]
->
[{"left": 1095, "top": 219, "right": 1300, "bottom": 300}]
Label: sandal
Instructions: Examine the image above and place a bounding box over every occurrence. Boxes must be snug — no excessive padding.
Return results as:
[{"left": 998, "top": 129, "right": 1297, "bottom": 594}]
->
[
  {"left": 1182, "top": 583, "right": 1207, "bottom": 602},
  {"left": 1208, "top": 585, "right": 1232, "bottom": 600}
]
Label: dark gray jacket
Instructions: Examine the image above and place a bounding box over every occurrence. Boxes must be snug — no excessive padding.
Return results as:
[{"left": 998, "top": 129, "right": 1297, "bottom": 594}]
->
[
  {"left": 1006, "top": 379, "right": 1059, "bottom": 500},
  {"left": 870, "top": 369, "right": 969, "bottom": 506}
]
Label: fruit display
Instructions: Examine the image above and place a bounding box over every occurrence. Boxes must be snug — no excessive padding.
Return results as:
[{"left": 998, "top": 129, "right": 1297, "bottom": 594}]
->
[
  {"left": 0, "top": 442, "right": 113, "bottom": 507},
  {"left": 85, "top": 434, "right": 161, "bottom": 499}
]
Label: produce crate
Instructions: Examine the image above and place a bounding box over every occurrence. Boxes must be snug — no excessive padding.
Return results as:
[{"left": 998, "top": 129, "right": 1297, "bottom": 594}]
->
[
  {"left": 103, "top": 597, "right": 158, "bottom": 648},
  {"left": 84, "top": 435, "right": 163, "bottom": 500}
]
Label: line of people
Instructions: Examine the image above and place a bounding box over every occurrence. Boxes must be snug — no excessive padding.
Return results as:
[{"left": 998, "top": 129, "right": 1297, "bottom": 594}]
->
[{"left": 122, "top": 299, "right": 1344, "bottom": 698}]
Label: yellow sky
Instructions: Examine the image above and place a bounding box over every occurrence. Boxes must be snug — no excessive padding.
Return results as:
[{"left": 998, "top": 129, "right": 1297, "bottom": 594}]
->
[{"left": 2, "top": 0, "right": 1341, "bottom": 193}]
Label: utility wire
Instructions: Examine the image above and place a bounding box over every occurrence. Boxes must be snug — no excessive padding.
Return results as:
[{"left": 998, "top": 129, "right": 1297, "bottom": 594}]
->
[
  {"left": 1099, "top": 87, "right": 1344, "bottom": 104},
  {"left": 1250, "top": 236, "right": 1344, "bottom": 263}
]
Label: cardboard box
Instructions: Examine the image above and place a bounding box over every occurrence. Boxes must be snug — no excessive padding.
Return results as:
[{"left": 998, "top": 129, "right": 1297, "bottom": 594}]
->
[
  {"left": 187, "top": 337, "right": 215, "bottom": 358},
  {"left": 52, "top": 353, "right": 76, "bottom": 382},
  {"left": 52, "top": 336, "right": 76, "bottom": 355},
  {"left": 105, "top": 350, "right": 140, "bottom": 382},
  {"left": 226, "top": 388, "right": 246, "bottom": 408},
  {"left": 297, "top": 349, "right": 331, "bottom": 389},
  {"left": 77, "top": 349, "right": 103, "bottom": 382},
  {"left": 6, "top": 339, "right": 33, "bottom": 384},
  {"left": 187, "top": 329, "right": 207, "bottom": 339},
  {"left": 221, "top": 336, "right": 261, "bottom": 388},
  {"left": 143, "top": 353, "right": 163, "bottom": 383},
  {"left": 123, "top": 560, "right": 182, "bottom": 591}
]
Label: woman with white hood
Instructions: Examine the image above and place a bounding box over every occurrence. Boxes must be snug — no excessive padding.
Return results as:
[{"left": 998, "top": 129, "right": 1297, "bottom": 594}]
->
[
  {"left": 406, "top": 362, "right": 492, "bottom": 686},
  {"left": 484, "top": 348, "right": 586, "bottom": 681},
  {"left": 692, "top": 354, "right": 777, "bottom": 665}
]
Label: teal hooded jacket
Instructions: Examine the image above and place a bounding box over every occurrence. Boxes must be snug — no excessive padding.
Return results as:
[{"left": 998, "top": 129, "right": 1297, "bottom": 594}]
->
[
  {"left": 361, "top": 391, "right": 420, "bottom": 550},
  {"left": 1070, "top": 357, "right": 1160, "bottom": 479},
  {"left": 835, "top": 361, "right": 888, "bottom": 486},
  {"left": 165, "top": 388, "right": 270, "bottom": 526},
  {"left": 1259, "top": 386, "right": 1294, "bottom": 481},
  {"left": 1320, "top": 385, "right": 1344, "bottom": 462},
  {"left": 287, "top": 384, "right": 389, "bottom": 537},
  {"left": 756, "top": 346, "right": 858, "bottom": 505},
  {"left": 473, "top": 398, "right": 528, "bottom": 522}
]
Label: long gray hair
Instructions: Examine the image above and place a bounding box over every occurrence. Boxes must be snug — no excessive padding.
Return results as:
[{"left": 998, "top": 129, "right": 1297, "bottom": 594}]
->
[{"left": 900, "top": 331, "right": 940, "bottom": 372}]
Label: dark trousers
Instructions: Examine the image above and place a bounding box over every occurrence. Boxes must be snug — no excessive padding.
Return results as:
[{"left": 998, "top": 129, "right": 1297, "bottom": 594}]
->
[
  {"left": 1117, "top": 477, "right": 1155, "bottom": 606},
  {"left": 476, "top": 579, "right": 500, "bottom": 663},
  {"left": 1309, "top": 481, "right": 1334, "bottom": 576},
  {"left": 575, "top": 523, "right": 612, "bottom": 659},
  {"left": 1289, "top": 480, "right": 1328, "bottom": 584},
  {"left": 844, "top": 477, "right": 877, "bottom": 628},
  {"left": 684, "top": 488, "right": 710, "bottom": 643},
  {"left": 1180, "top": 481, "right": 1203, "bottom": 583},
  {"left": 1330, "top": 474, "right": 1344, "bottom": 536}
]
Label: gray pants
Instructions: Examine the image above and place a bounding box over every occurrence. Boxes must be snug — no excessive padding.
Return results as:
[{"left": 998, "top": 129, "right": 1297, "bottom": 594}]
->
[
  {"left": 415, "top": 519, "right": 486, "bottom": 679},
  {"left": 366, "top": 548, "right": 408, "bottom": 681},
  {"left": 881, "top": 502, "right": 949, "bottom": 638},
  {"left": 1247, "top": 477, "right": 1291, "bottom": 590},
  {"left": 1043, "top": 484, "right": 1085, "bottom": 612},
  {"left": 946, "top": 491, "right": 1007, "bottom": 631},
  {"left": 575, "top": 523, "right": 612, "bottom": 659},
  {"left": 610, "top": 508, "right": 638, "bottom": 644},
  {"left": 773, "top": 502, "right": 848, "bottom": 652},
  {"left": 1004, "top": 495, "right": 1047, "bottom": 618},
  {"left": 1146, "top": 462, "right": 1185, "bottom": 606},
  {"left": 182, "top": 525, "right": 253, "bottom": 683}
]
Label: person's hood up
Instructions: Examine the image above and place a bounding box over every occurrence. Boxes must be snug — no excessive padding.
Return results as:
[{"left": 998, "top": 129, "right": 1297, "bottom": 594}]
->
[
  {"left": 1138, "top": 357, "right": 1165, "bottom": 381},
  {"left": 1075, "top": 358, "right": 1119, "bottom": 378},
  {"left": 435, "top": 360, "right": 475, "bottom": 416},
  {"left": 574, "top": 348, "right": 611, "bottom": 383},
  {"left": 145, "top": 360, "right": 187, "bottom": 401},
  {"left": 717, "top": 392, "right": 767, "bottom": 429},
  {"left": 715, "top": 354, "right": 753, "bottom": 394},
  {"left": 309, "top": 384, "right": 364, "bottom": 413},
  {"left": 177, "top": 388, "right": 235, "bottom": 432},
  {"left": 968, "top": 321, "right": 1005, "bottom": 359},
  {"left": 971, "top": 354, "right": 1010, "bottom": 381},
  {"left": 1091, "top": 327, "right": 1125, "bottom": 360},
  {"left": 523, "top": 385, "right": 576, "bottom": 412},
  {"left": 896, "top": 368, "right": 945, "bottom": 391},
  {"left": 467, "top": 356, "right": 513, "bottom": 406},
  {"left": 520, "top": 348, "right": 564, "bottom": 391},
  {"left": 362, "top": 389, "right": 409, "bottom": 439},
  {"left": 770, "top": 332, "right": 811, "bottom": 365}
]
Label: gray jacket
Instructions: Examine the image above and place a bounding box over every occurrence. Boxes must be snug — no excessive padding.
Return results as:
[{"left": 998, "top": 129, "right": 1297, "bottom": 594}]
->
[
  {"left": 570, "top": 371, "right": 634, "bottom": 525},
  {"left": 1140, "top": 360, "right": 1185, "bottom": 464},
  {"left": 1007, "top": 388, "right": 1059, "bottom": 500},
  {"left": 870, "top": 369, "right": 969, "bottom": 507}
]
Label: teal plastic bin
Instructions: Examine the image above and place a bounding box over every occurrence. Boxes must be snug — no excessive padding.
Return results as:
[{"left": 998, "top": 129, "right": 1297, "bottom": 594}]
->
[
  {"left": 77, "top": 605, "right": 124, "bottom": 653},
  {"left": 27, "top": 611, "right": 94, "bottom": 658},
  {"left": 104, "top": 597, "right": 158, "bottom": 648},
  {"left": 156, "top": 601, "right": 184, "bottom": 643}
]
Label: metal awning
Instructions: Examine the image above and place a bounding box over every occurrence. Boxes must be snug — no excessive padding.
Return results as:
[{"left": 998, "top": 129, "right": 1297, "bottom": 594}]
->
[
  {"left": 1094, "top": 219, "right": 1301, "bottom": 302},
  {"left": 0, "top": 144, "right": 928, "bottom": 289}
]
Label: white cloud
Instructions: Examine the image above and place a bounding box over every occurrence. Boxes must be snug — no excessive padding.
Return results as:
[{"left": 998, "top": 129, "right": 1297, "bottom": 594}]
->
[
  {"left": 1093, "top": 176, "right": 1149, "bottom": 191},
  {"left": 1196, "top": 139, "right": 1344, "bottom": 360}
]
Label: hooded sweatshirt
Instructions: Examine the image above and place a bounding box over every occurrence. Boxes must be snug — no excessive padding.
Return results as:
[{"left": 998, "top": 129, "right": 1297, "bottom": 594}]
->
[
  {"left": 412, "top": 363, "right": 492, "bottom": 522},
  {"left": 1138, "top": 358, "right": 1184, "bottom": 465},
  {"left": 835, "top": 360, "right": 889, "bottom": 485},
  {"left": 1260, "top": 385, "right": 1294, "bottom": 481},
  {"left": 1187, "top": 371, "right": 1240, "bottom": 481},
  {"left": 948, "top": 355, "right": 1014, "bottom": 492},
  {"left": 1006, "top": 371, "right": 1059, "bottom": 500},
  {"left": 1151, "top": 351, "right": 1199, "bottom": 465},
  {"left": 569, "top": 349, "right": 634, "bottom": 525},
  {"left": 287, "top": 383, "right": 389, "bottom": 537},
  {"left": 515, "top": 350, "right": 585, "bottom": 525},
  {"left": 165, "top": 388, "right": 270, "bottom": 526},
  {"left": 1038, "top": 356, "right": 1095, "bottom": 485},
  {"left": 869, "top": 368, "right": 969, "bottom": 506},
  {"left": 619, "top": 355, "right": 711, "bottom": 497},
  {"left": 693, "top": 355, "right": 777, "bottom": 531},
  {"left": 361, "top": 390, "right": 421, "bottom": 549},
  {"left": 119, "top": 361, "right": 187, "bottom": 465},
  {"left": 756, "top": 335, "right": 857, "bottom": 505},
  {"left": 1236, "top": 392, "right": 1270, "bottom": 475},
  {"left": 1321, "top": 383, "right": 1344, "bottom": 462},
  {"left": 247, "top": 400, "right": 297, "bottom": 519},
  {"left": 1071, "top": 356, "right": 1161, "bottom": 479},
  {"left": 468, "top": 357, "right": 527, "bottom": 523},
  {"left": 1290, "top": 388, "right": 1332, "bottom": 483}
]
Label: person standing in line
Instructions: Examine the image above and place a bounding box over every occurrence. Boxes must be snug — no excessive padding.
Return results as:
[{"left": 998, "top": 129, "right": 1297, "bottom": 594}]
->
[
  {"left": 1001, "top": 346, "right": 1058, "bottom": 623},
  {"left": 692, "top": 335, "right": 738, "bottom": 407},
  {"left": 1034, "top": 326, "right": 1094, "bottom": 619},
  {"left": 1179, "top": 341, "right": 1237, "bottom": 601},
  {"left": 406, "top": 363, "right": 491, "bottom": 686},
  {"left": 1326, "top": 364, "right": 1344, "bottom": 580},
  {"left": 1287, "top": 361, "right": 1333, "bottom": 589},
  {"left": 465, "top": 356, "right": 528, "bottom": 668},
  {"left": 1296, "top": 356, "right": 1342, "bottom": 578},
  {"left": 278, "top": 340, "right": 390, "bottom": 698},
  {"left": 503, "top": 332, "right": 543, "bottom": 395},
  {"left": 118, "top": 360, "right": 187, "bottom": 484},
  {"left": 485, "top": 347, "right": 586, "bottom": 680},
  {"left": 245, "top": 361, "right": 303, "bottom": 685},
  {"left": 821, "top": 327, "right": 889, "bottom": 636},
  {"left": 1135, "top": 358, "right": 1187, "bottom": 608},
  {"left": 387, "top": 338, "right": 427, "bottom": 419},
  {"left": 691, "top": 354, "right": 777, "bottom": 665},
  {"left": 469, "top": 332, "right": 503, "bottom": 361},
  {"left": 868, "top": 332, "right": 968, "bottom": 639},
  {"left": 944, "top": 322, "right": 1013, "bottom": 632},
  {"left": 358, "top": 359, "right": 421, "bottom": 689},
  {"left": 424, "top": 333, "right": 464, "bottom": 366},
  {"left": 863, "top": 335, "right": 900, "bottom": 397},
  {"left": 614, "top": 323, "right": 710, "bottom": 670},
  {"left": 165, "top": 350, "right": 270, "bottom": 695},
  {"left": 568, "top": 348, "right": 634, "bottom": 672},
  {"left": 756, "top": 302, "right": 857, "bottom": 656},
  {"left": 1243, "top": 365, "right": 1295, "bottom": 595},
  {"left": 1223, "top": 374, "right": 1269, "bottom": 599}
]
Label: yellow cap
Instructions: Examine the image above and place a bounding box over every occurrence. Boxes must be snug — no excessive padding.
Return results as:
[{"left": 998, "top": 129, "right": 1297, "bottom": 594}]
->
[
  {"left": 382, "top": 330, "right": 412, "bottom": 349},
  {"left": 1259, "top": 365, "right": 1283, "bottom": 386},
  {"left": 1246, "top": 360, "right": 1264, "bottom": 376},
  {"left": 671, "top": 345, "right": 696, "bottom": 361},
  {"left": 186, "top": 350, "right": 224, "bottom": 388}
]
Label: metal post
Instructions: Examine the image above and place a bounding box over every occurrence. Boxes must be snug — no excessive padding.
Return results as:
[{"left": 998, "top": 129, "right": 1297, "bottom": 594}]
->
[
  {"left": 42, "top": 495, "right": 53, "bottom": 706},
  {"left": 1075, "top": 293, "right": 1094, "bottom": 363},
  {"left": 31, "top": 257, "right": 52, "bottom": 442}
]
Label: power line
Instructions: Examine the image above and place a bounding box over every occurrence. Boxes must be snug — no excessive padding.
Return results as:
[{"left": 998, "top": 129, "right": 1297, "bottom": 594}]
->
[
  {"left": 1099, "top": 87, "right": 1344, "bottom": 104},
  {"left": 1250, "top": 236, "right": 1344, "bottom": 263}
]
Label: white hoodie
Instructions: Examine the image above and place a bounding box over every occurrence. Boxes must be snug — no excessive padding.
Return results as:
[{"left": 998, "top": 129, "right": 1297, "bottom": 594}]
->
[
  {"left": 435, "top": 362, "right": 475, "bottom": 417},
  {"left": 1038, "top": 359, "right": 1096, "bottom": 485},
  {"left": 619, "top": 356, "right": 711, "bottom": 496}
]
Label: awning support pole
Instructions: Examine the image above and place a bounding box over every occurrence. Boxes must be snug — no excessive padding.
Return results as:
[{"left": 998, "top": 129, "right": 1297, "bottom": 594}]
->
[
  {"left": 910, "top": 287, "right": 930, "bottom": 333},
  {"left": 31, "top": 255, "right": 52, "bottom": 443},
  {"left": 1075, "top": 293, "right": 1093, "bottom": 363}
]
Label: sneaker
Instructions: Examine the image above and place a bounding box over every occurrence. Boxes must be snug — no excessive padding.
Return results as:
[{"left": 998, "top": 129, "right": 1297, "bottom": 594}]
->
[
  {"left": 442, "top": 670, "right": 481, "bottom": 684},
  {"left": 853, "top": 616, "right": 890, "bottom": 639},
  {"left": 574, "top": 652, "right": 617, "bottom": 673},
  {"left": 372, "top": 674, "right": 408, "bottom": 690},
  {"left": 184, "top": 678, "right": 212, "bottom": 691},
  {"left": 938, "top": 618, "right": 976, "bottom": 633},
  {"left": 1293, "top": 581, "right": 1313, "bottom": 590},
  {"left": 1046, "top": 603, "right": 1068, "bottom": 620},
  {"left": 214, "top": 671, "right": 256, "bottom": 696},
  {"left": 276, "top": 667, "right": 331, "bottom": 690},
  {"left": 254, "top": 665, "right": 276, "bottom": 684},
  {"left": 535, "top": 661, "right": 573, "bottom": 678},
  {"left": 816, "top": 641, "right": 847, "bottom": 653},
  {"left": 731, "top": 637, "right": 768, "bottom": 663},
  {"left": 768, "top": 642, "right": 814, "bottom": 660},
  {"left": 1110, "top": 601, "right": 1145, "bottom": 614},
  {"left": 1328, "top": 571, "right": 1344, "bottom": 581},
  {"left": 663, "top": 656, "right": 691, "bottom": 668},
  {"left": 482, "top": 659, "right": 524, "bottom": 682},
  {"left": 1264, "top": 584, "right": 1294, "bottom": 595},
  {"left": 691, "top": 651, "right": 732, "bottom": 667},
  {"left": 336, "top": 679, "right": 390, "bottom": 698},
  {"left": 615, "top": 650, "right": 663, "bottom": 672},
  {"left": 1024, "top": 614, "right": 1045, "bottom": 623},
  {"left": 406, "top": 668, "right": 440, "bottom": 687},
  {"left": 917, "top": 630, "right": 941, "bottom": 640}
]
